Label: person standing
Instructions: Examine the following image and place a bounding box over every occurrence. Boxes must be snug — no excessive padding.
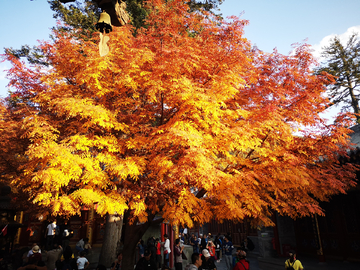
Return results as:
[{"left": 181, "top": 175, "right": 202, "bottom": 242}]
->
[
  {"left": 199, "top": 235, "right": 207, "bottom": 253},
  {"left": 207, "top": 233, "right": 213, "bottom": 243},
  {"left": 285, "top": 251, "right": 303, "bottom": 270},
  {"left": 223, "top": 236, "right": 233, "bottom": 270},
  {"left": 147, "top": 236, "right": 156, "bottom": 266},
  {"left": 214, "top": 235, "right": 222, "bottom": 262},
  {"left": 191, "top": 235, "right": 199, "bottom": 254},
  {"left": 163, "top": 234, "right": 171, "bottom": 268},
  {"left": 61, "top": 245, "right": 74, "bottom": 270},
  {"left": 138, "top": 239, "right": 145, "bottom": 258},
  {"left": 174, "top": 238, "right": 184, "bottom": 270},
  {"left": 183, "top": 228, "right": 188, "bottom": 243},
  {"left": 46, "top": 244, "right": 63, "bottom": 270},
  {"left": 155, "top": 238, "right": 161, "bottom": 270},
  {"left": 61, "top": 222, "right": 73, "bottom": 250},
  {"left": 45, "top": 220, "right": 57, "bottom": 250}
]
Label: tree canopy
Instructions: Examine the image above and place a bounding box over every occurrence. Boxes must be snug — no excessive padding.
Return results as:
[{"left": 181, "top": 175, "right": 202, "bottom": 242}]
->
[
  {"left": 55, "top": 0, "right": 224, "bottom": 33},
  {"left": 318, "top": 33, "right": 360, "bottom": 123},
  {"left": 2, "top": 0, "right": 357, "bottom": 229}
]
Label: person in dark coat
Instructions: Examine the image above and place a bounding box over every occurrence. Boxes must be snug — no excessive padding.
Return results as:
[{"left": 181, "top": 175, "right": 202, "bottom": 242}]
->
[
  {"left": 147, "top": 236, "right": 156, "bottom": 266},
  {"left": 200, "top": 235, "right": 207, "bottom": 252},
  {"left": 135, "top": 249, "right": 156, "bottom": 270},
  {"left": 199, "top": 249, "right": 216, "bottom": 270}
]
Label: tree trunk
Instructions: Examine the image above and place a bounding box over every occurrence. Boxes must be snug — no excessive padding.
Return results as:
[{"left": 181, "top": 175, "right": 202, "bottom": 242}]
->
[
  {"left": 348, "top": 80, "right": 360, "bottom": 123},
  {"left": 99, "top": 210, "right": 161, "bottom": 270},
  {"left": 99, "top": 214, "right": 124, "bottom": 267},
  {"left": 121, "top": 221, "right": 152, "bottom": 270}
]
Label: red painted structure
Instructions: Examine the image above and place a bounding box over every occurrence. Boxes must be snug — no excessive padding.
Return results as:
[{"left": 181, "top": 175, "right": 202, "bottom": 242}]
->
[{"left": 207, "top": 219, "right": 258, "bottom": 246}]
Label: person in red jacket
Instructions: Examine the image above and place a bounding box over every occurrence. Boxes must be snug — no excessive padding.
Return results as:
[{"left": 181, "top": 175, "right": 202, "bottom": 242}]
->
[
  {"left": 233, "top": 250, "right": 249, "bottom": 270},
  {"left": 155, "top": 238, "right": 161, "bottom": 269}
]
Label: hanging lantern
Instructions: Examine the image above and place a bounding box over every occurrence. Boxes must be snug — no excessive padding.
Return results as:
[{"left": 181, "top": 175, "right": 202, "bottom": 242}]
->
[{"left": 96, "top": 11, "right": 113, "bottom": 34}]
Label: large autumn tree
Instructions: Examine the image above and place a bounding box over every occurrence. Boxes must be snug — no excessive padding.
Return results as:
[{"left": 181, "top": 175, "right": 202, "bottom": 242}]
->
[{"left": 2, "top": 0, "right": 357, "bottom": 268}]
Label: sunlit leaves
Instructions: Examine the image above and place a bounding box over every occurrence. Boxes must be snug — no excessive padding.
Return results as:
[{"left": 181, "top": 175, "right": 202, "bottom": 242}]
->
[{"left": 1, "top": 0, "right": 357, "bottom": 227}]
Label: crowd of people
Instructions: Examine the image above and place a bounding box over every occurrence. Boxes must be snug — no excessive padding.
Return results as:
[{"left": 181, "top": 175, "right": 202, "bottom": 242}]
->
[
  {"left": 4, "top": 220, "right": 256, "bottom": 270},
  {"left": 3, "top": 219, "right": 93, "bottom": 270},
  {"left": 5, "top": 220, "right": 308, "bottom": 270},
  {"left": 132, "top": 231, "right": 251, "bottom": 270}
]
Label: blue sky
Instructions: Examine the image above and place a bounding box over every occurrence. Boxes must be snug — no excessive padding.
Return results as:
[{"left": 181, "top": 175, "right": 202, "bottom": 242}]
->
[{"left": 1, "top": 0, "right": 360, "bottom": 100}]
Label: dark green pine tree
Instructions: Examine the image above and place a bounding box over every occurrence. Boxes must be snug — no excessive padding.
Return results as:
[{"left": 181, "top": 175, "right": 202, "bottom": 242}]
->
[
  {"left": 318, "top": 33, "right": 360, "bottom": 123},
  {"left": 49, "top": 0, "right": 100, "bottom": 39},
  {"left": 53, "top": 0, "right": 224, "bottom": 34},
  {"left": 6, "top": 0, "right": 101, "bottom": 66},
  {"left": 8, "top": 0, "right": 224, "bottom": 64}
]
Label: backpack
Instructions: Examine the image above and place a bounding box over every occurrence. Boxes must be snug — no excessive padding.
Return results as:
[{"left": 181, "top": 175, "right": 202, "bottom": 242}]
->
[
  {"left": 55, "top": 226, "right": 60, "bottom": 236},
  {"left": 286, "top": 259, "right": 296, "bottom": 270},
  {"left": 238, "top": 260, "right": 249, "bottom": 270},
  {"left": 63, "top": 229, "right": 69, "bottom": 238}
]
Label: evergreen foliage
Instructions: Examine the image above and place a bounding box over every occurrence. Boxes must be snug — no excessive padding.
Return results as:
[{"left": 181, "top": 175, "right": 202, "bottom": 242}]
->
[
  {"left": 318, "top": 33, "right": 360, "bottom": 122},
  {"left": 49, "top": 0, "right": 101, "bottom": 39},
  {"left": 9, "top": 0, "right": 224, "bottom": 63}
]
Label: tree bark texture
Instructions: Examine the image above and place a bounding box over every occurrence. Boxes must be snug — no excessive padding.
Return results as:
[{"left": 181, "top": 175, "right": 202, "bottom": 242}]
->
[{"left": 99, "top": 214, "right": 124, "bottom": 267}]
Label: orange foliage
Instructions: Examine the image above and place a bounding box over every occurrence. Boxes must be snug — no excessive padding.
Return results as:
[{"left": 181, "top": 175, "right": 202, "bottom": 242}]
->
[{"left": 2, "top": 0, "right": 357, "bottom": 226}]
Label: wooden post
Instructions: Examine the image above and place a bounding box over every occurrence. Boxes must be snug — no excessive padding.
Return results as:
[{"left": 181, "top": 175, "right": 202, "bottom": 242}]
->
[
  {"left": 86, "top": 206, "right": 94, "bottom": 244},
  {"left": 170, "top": 225, "right": 174, "bottom": 268},
  {"left": 161, "top": 223, "right": 165, "bottom": 242},
  {"left": 175, "top": 225, "right": 179, "bottom": 240},
  {"left": 314, "top": 214, "right": 325, "bottom": 262},
  {"left": 14, "top": 211, "right": 23, "bottom": 245}
]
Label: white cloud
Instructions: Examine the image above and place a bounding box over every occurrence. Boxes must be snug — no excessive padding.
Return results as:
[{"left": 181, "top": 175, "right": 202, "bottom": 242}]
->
[
  {"left": 312, "top": 25, "right": 360, "bottom": 61},
  {"left": 311, "top": 26, "right": 360, "bottom": 125}
]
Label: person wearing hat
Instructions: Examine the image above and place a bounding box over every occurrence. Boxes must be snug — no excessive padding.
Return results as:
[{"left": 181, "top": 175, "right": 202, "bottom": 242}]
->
[
  {"left": 285, "top": 251, "right": 303, "bottom": 270},
  {"left": 233, "top": 250, "right": 249, "bottom": 270},
  {"left": 135, "top": 249, "right": 157, "bottom": 270},
  {"left": 199, "top": 249, "right": 216, "bottom": 270},
  {"left": 18, "top": 246, "right": 46, "bottom": 270},
  {"left": 26, "top": 246, "right": 42, "bottom": 268},
  {"left": 207, "top": 233, "right": 213, "bottom": 243},
  {"left": 26, "top": 244, "right": 42, "bottom": 261}
]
